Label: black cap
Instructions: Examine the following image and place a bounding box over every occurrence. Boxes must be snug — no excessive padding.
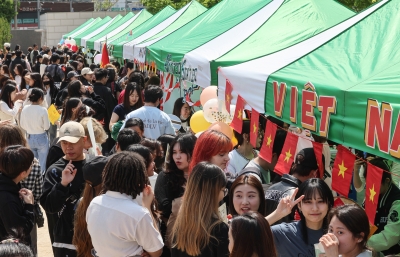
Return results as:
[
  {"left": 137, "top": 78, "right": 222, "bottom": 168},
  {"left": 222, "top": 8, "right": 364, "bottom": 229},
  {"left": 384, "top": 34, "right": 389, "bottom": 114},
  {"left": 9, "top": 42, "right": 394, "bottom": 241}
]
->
[
  {"left": 295, "top": 148, "right": 318, "bottom": 171},
  {"left": 83, "top": 156, "right": 108, "bottom": 187}
]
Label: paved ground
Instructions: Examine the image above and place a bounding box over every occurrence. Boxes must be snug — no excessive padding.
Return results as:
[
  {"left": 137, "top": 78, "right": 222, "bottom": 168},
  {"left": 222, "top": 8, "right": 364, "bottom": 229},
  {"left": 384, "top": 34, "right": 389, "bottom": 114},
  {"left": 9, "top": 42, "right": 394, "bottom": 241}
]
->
[{"left": 37, "top": 208, "right": 53, "bottom": 256}]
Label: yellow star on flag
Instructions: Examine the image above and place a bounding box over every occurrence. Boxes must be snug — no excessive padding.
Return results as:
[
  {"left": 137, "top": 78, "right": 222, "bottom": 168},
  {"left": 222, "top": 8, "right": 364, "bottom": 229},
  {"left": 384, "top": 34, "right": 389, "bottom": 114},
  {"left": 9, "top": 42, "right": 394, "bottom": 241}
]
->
[
  {"left": 369, "top": 184, "right": 377, "bottom": 203},
  {"left": 284, "top": 148, "right": 292, "bottom": 163},
  {"left": 338, "top": 160, "right": 347, "bottom": 178},
  {"left": 237, "top": 109, "right": 242, "bottom": 119},
  {"left": 266, "top": 135, "right": 272, "bottom": 147},
  {"left": 253, "top": 123, "right": 257, "bottom": 134},
  {"left": 226, "top": 94, "right": 231, "bottom": 103}
]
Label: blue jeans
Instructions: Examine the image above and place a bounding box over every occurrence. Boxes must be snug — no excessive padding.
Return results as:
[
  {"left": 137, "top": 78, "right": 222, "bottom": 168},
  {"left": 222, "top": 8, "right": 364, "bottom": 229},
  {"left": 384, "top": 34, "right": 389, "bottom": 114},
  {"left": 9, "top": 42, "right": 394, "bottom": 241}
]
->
[{"left": 28, "top": 132, "right": 49, "bottom": 174}]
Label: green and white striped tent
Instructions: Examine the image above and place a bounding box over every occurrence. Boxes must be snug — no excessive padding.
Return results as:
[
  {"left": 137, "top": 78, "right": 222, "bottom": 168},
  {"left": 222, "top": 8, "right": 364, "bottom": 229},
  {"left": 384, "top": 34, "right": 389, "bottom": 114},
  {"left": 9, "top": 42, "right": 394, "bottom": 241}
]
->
[
  {"left": 63, "top": 18, "right": 97, "bottom": 40},
  {"left": 218, "top": 0, "right": 400, "bottom": 161},
  {"left": 85, "top": 12, "right": 135, "bottom": 50},
  {"left": 109, "top": 6, "right": 177, "bottom": 59},
  {"left": 96, "top": 10, "right": 153, "bottom": 52},
  {"left": 76, "top": 16, "right": 116, "bottom": 47},
  {"left": 127, "top": 1, "right": 207, "bottom": 62}
]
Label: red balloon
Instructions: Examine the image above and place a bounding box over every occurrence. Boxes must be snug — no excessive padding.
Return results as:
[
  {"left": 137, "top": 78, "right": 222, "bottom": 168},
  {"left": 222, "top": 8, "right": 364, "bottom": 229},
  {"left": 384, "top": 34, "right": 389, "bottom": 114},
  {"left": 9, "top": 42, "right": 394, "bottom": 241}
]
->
[
  {"left": 71, "top": 45, "right": 78, "bottom": 52},
  {"left": 66, "top": 44, "right": 71, "bottom": 49}
]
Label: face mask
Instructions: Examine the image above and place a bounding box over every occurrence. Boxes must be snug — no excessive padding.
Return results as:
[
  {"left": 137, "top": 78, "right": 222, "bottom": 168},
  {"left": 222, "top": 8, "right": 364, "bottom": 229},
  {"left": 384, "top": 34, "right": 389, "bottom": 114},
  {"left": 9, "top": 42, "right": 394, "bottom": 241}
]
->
[{"left": 43, "top": 81, "right": 50, "bottom": 85}]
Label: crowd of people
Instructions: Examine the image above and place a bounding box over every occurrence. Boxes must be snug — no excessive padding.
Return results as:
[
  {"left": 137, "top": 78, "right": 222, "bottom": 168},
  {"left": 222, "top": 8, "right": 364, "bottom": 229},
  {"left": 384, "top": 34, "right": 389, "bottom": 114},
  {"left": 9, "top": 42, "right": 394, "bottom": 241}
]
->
[{"left": 0, "top": 41, "right": 399, "bottom": 257}]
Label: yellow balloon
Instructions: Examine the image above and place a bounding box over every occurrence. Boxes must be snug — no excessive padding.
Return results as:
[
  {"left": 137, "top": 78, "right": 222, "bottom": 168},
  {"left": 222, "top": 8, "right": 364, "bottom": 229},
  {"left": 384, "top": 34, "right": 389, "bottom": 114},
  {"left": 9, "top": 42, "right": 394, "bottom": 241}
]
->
[
  {"left": 190, "top": 110, "right": 211, "bottom": 134},
  {"left": 231, "top": 134, "right": 238, "bottom": 147}
]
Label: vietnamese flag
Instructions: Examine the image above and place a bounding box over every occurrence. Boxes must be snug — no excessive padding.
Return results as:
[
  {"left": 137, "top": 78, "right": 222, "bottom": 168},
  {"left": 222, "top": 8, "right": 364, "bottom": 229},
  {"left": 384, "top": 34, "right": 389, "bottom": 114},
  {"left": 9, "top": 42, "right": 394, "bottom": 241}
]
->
[
  {"left": 225, "top": 80, "right": 233, "bottom": 113},
  {"left": 274, "top": 132, "right": 299, "bottom": 175},
  {"left": 230, "top": 95, "right": 245, "bottom": 133},
  {"left": 331, "top": 145, "right": 356, "bottom": 197},
  {"left": 312, "top": 141, "right": 324, "bottom": 178},
  {"left": 365, "top": 162, "right": 383, "bottom": 224},
  {"left": 250, "top": 109, "right": 259, "bottom": 147},
  {"left": 259, "top": 120, "right": 277, "bottom": 163},
  {"left": 100, "top": 42, "right": 110, "bottom": 68}
]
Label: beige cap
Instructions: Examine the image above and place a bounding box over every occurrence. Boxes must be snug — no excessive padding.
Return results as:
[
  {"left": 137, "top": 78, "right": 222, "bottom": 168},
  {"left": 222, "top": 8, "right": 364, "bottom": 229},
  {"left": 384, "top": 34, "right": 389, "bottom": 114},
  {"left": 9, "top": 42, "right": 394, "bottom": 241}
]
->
[
  {"left": 57, "top": 121, "right": 85, "bottom": 143},
  {"left": 81, "top": 67, "right": 94, "bottom": 76}
]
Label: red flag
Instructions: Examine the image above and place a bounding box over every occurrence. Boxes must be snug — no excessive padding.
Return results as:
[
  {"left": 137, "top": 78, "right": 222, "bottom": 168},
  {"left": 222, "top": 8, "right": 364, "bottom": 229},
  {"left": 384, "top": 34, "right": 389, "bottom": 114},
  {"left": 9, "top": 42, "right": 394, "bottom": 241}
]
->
[
  {"left": 250, "top": 109, "right": 259, "bottom": 147},
  {"left": 230, "top": 95, "right": 245, "bottom": 133},
  {"left": 312, "top": 141, "right": 324, "bottom": 178},
  {"left": 100, "top": 42, "right": 110, "bottom": 68},
  {"left": 225, "top": 80, "right": 233, "bottom": 113},
  {"left": 365, "top": 163, "right": 383, "bottom": 224},
  {"left": 274, "top": 132, "right": 299, "bottom": 175},
  {"left": 331, "top": 145, "right": 356, "bottom": 197},
  {"left": 259, "top": 120, "right": 277, "bottom": 163}
]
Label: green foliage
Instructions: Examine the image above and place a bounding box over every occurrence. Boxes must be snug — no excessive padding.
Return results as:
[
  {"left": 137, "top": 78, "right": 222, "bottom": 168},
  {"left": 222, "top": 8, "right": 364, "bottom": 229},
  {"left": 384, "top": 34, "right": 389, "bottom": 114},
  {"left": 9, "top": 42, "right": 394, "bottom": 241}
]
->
[
  {"left": 336, "top": 0, "right": 376, "bottom": 12},
  {"left": 0, "top": 17, "right": 12, "bottom": 47},
  {"left": 94, "top": 0, "right": 118, "bottom": 11},
  {"left": 141, "top": 0, "right": 221, "bottom": 14},
  {"left": 0, "top": 0, "right": 16, "bottom": 23}
]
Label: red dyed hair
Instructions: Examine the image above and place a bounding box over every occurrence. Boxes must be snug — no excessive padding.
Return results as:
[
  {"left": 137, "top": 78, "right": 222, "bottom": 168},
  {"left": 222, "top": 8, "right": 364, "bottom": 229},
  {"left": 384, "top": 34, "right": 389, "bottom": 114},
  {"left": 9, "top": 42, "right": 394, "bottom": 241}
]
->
[{"left": 189, "top": 130, "right": 232, "bottom": 173}]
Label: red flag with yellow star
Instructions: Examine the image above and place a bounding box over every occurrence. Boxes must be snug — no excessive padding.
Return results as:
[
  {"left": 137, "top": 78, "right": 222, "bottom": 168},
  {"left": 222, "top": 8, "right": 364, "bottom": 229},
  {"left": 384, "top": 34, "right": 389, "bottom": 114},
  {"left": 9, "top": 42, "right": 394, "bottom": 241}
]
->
[
  {"left": 331, "top": 145, "right": 355, "bottom": 197},
  {"left": 230, "top": 95, "right": 245, "bottom": 133},
  {"left": 259, "top": 120, "right": 277, "bottom": 163},
  {"left": 312, "top": 141, "right": 324, "bottom": 178},
  {"left": 250, "top": 109, "right": 259, "bottom": 147},
  {"left": 274, "top": 132, "right": 299, "bottom": 175},
  {"left": 225, "top": 80, "right": 233, "bottom": 114},
  {"left": 365, "top": 162, "right": 383, "bottom": 224}
]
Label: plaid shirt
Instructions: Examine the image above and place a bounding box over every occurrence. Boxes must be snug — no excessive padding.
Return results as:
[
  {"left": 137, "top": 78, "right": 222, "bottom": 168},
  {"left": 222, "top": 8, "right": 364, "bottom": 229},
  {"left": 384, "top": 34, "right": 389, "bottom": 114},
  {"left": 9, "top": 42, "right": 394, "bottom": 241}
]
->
[{"left": 20, "top": 158, "right": 43, "bottom": 204}]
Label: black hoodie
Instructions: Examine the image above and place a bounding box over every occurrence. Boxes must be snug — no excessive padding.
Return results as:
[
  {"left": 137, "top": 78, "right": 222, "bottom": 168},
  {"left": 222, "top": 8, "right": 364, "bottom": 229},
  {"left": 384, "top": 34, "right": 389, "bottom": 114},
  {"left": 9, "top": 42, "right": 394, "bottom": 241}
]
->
[{"left": 0, "top": 174, "right": 35, "bottom": 245}]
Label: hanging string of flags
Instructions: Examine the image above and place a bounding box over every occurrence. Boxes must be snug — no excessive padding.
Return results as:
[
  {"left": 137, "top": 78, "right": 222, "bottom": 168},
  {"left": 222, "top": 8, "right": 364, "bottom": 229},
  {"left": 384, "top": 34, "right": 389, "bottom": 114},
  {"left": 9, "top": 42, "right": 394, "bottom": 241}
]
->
[{"left": 225, "top": 77, "right": 397, "bottom": 225}]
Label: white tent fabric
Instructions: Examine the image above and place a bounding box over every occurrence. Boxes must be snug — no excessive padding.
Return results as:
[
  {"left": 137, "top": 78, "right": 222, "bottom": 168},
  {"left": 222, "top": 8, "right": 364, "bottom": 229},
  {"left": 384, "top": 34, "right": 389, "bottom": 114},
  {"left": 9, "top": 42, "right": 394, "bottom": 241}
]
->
[
  {"left": 81, "top": 16, "right": 119, "bottom": 48},
  {"left": 217, "top": 0, "right": 387, "bottom": 113},
  {"left": 93, "top": 11, "right": 145, "bottom": 51},
  {"left": 122, "top": 3, "right": 191, "bottom": 60},
  {"left": 183, "top": 0, "right": 284, "bottom": 88},
  {"left": 67, "top": 19, "right": 97, "bottom": 39}
]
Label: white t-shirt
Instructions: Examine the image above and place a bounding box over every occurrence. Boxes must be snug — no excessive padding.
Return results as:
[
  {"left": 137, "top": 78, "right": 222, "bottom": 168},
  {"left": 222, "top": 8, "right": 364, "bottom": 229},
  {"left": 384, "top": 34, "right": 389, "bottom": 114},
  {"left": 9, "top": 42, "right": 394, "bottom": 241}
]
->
[
  {"left": 23, "top": 88, "right": 48, "bottom": 109},
  {"left": 121, "top": 106, "right": 176, "bottom": 139},
  {"left": 20, "top": 104, "right": 50, "bottom": 134},
  {"left": 227, "top": 149, "right": 259, "bottom": 176},
  {"left": 86, "top": 191, "right": 164, "bottom": 257},
  {"left": 0, "top": 101, "right": 19, "bottom": 123}
]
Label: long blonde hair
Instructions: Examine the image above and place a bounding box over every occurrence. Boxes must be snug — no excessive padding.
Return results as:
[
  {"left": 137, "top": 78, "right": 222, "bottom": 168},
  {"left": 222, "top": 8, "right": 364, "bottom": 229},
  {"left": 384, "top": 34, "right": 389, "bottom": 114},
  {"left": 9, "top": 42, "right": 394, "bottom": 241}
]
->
[{"left": 171, "top": 162, "right": 227, "bottom": 256}]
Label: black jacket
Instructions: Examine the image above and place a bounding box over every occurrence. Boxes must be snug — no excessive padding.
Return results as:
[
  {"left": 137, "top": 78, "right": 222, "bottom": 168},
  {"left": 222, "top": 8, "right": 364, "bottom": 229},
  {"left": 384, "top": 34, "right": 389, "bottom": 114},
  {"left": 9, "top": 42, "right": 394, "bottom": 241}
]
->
[
  {"left": 9, "top": 57, "right": 27, "bottom": 77},
  {"left": 265, "top": 174, "right": 301, "bottom": 224},
  {"left": 45, "top": 64, "right": 65, "bottom": 82},
  {"left": 0, "top": 174, "right": 34, "bottom": 245},
  {"left": 82, "top": 93, "right": 106, "bottom": 121},
  {"left": 93, "top": 82, "right": 117, "bottom": 131},
  {"left": 40, "top": 158, "right": 86, "bottom": 245}
]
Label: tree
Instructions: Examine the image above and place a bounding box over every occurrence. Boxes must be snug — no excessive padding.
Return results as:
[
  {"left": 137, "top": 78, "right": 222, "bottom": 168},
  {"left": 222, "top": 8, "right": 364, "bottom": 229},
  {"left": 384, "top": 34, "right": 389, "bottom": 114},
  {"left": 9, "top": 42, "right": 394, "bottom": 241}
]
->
[
  {"left": 94, "top": 0, "right": 118, "bottom": 11},
  {"left": 141, "top": 0, "right": 221, "bottom": 14},
  {"left": 0, "top": 17, "right": 12, "bottom": 47},
  {"left": 337, "top": 0, "right": 377, "bottom": 12},
  {"left": 0, "top": 0, "right": 16, "bottom": 23}
]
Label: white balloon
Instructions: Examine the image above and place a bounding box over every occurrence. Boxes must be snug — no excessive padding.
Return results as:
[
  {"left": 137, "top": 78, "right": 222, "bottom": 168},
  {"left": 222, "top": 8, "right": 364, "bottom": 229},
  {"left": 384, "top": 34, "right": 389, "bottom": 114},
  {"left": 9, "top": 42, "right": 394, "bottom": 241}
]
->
[
  {"left": 64, "top": 39, "right": 71, "bottom": 45},
  {"left": 93, "top": 54, "right": 102, "bottom": 65},
  {"left": 203, "top": 98, "right": 219, "bottom": 123},
  {"left": 70, "top": 39, "right": 76, "bottom": 46}
]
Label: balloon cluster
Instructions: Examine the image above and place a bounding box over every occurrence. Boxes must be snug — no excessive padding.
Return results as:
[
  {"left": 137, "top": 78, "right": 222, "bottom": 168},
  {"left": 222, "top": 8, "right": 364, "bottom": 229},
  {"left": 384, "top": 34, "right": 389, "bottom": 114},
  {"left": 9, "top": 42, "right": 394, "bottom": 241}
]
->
[
  {"left": 64, "top": 38, "right": 78, "bottom": 52},
  {"left": 190, "top": 86, "right": 238, "bottom": 146}
]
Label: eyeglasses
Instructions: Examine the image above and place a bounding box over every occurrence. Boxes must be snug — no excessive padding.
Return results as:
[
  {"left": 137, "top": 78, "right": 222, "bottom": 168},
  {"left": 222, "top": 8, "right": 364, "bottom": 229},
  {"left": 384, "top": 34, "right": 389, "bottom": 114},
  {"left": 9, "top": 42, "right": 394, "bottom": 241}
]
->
[{"left": 223, "top": 188, "right": 229, "bottom": 197}]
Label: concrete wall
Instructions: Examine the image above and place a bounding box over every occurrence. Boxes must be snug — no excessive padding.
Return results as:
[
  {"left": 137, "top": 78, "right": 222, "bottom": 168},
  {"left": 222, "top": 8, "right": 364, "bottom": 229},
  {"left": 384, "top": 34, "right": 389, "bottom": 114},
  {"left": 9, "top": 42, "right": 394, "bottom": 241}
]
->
[
  {"left": 40, "top": 11, "right": 130, "bottom": 47},
  {"left": 11, "top": 30, "right": 42, "bottom": 52}
]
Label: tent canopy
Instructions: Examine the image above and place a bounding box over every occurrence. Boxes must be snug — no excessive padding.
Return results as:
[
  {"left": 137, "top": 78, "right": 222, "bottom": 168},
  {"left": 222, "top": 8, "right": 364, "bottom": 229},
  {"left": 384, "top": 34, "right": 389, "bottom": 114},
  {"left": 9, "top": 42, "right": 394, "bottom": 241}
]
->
[
  {"left": 218, "top": 0, "right": 400, "bottom": 161},
  {"left": 100, "top": 10, "right": 153, "bottom": 52},
  {"left": 85, "top": 13, "right": 135, "bottom": 50},
  {"left": 110, "top": 6, "right": 176, "bottom": 58},
  {"left": 63, "top": 18, "right": 94, "bottom": 39},
  {"left": 146, "top": 0, "right": 275, "bottom": 75},
  {"left": 73, "top": 16, "right": 112, "bottom": 46},
  {"left": 131, "top": 1, "right": 208, "bottom": 62},
  {"left": 79, "top": 16, "right": 119, "bottom": 47}
]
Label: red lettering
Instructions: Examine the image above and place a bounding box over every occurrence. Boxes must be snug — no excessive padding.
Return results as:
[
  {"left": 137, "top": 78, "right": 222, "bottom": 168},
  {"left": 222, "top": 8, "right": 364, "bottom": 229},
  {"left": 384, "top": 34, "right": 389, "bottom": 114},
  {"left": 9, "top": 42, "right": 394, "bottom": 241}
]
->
[
  {"left": 364, "top": 99, "right": 392, "bottom": 153},
  {"left": 273, "top": 82, "right": 287, "bottom": 117},
  {"left": 301, "top": 83, "right": 317, "bottom": 131},
  {"left": 318, "top": 96, "right": 337, "bottom": 138},
  {"left": 290, "top": 86, "right": 298, "bottom": 123},
  {"left": 390, "top": 113, "right": 400, "bottom": 158}
]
